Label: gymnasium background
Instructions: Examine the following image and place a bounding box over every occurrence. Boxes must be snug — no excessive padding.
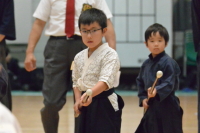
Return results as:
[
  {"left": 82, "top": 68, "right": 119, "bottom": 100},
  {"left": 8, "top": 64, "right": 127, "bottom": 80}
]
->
[{"left": 6, "top": 0, "right": 194, "bottom": 91}]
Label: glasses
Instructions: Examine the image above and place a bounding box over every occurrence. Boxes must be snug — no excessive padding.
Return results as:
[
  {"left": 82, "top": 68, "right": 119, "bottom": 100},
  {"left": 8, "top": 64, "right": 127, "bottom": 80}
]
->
[{"left": 80, "top": 28, "right": 102, "bottom": 36}]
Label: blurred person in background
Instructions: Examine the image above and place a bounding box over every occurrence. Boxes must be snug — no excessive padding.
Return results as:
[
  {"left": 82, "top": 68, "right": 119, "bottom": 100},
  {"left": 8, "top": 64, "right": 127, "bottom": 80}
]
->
[
  {"left": 0, "top": 0, "right": 16, "bottom": 110},
  {"left": 0, "top": 64, "right": 22, "bottom": 133},
  {"left": 191, "top": 0, "right": 200, "bottom": 132}
]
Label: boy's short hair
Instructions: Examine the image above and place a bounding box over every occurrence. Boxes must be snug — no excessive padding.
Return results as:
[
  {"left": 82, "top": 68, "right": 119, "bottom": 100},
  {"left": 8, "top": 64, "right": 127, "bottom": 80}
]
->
[
  {"left": 145, "top": 23, "right": 169, "bottom": 44},
  {"left": 78, "top": 8, "right": 107, "bottom": 29}
]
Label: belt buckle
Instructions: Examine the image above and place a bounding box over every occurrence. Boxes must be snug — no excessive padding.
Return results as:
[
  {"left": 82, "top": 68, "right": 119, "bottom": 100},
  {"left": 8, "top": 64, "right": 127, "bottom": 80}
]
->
[{"left": 66, "top": 36, "right": 74, "bottom": 40}]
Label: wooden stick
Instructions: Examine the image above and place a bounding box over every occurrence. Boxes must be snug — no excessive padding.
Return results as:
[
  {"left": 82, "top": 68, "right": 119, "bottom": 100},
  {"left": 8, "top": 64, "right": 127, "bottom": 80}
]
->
[
  {"left": 150, "top": 71, "right": 163, "bottom": 93},
  {"left": 144, "top": 71, "right": 163, "bottom": 114}
]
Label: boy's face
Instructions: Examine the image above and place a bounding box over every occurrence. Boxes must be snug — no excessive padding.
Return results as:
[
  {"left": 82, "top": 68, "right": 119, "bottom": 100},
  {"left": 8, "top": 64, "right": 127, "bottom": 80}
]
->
[
  {"left": 80, "top": 22, "right": 107, "bottom": 52},
  {"left": 145, "top": 32, "right": 167, "bottom": 58}
]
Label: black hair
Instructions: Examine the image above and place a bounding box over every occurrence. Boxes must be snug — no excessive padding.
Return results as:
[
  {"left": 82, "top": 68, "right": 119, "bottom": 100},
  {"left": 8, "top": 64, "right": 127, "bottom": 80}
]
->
[
  {"left": 145, "top": 23, "right": 169, "bottom": 45},
  {"left": 78, "top": 8, "right": 107, "bottom": 29}
]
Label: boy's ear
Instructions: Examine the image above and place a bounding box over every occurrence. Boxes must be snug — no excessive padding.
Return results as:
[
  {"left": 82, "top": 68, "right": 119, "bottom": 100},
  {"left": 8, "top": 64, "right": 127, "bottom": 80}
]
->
[
  {"left": 144, "top": 42, "right": 148, "bottom": 47},
  {"left": 103, "top": 27, "right": 107, "bottom": 35}
]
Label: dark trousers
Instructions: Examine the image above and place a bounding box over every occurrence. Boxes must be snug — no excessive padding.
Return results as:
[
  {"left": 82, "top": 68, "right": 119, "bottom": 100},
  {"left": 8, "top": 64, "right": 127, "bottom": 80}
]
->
[
  {"left": 41, "top": 36, "right": 86, "bottom": 133},
  {"left": 197, "top": 52, "right": 200, "bottom": 133},
  {"left": 0, "top": 39, "right": 12, "bottom": 111}
]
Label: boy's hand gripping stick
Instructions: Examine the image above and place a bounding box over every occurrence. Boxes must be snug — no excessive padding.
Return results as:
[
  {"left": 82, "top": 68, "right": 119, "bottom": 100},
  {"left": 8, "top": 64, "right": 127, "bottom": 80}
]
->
[
  {"left": 149, "top": 71, "right": 163, "bottom": 94},
  {"left": 74, "top": 89, "right": 93, "bottom": 117},
  {"left": 144, "top": 71, "right": 163, "bottom": 113}
]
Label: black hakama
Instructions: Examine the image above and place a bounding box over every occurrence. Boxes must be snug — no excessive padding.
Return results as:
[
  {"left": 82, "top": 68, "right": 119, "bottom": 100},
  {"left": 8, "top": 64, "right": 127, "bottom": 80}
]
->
[{"left": 77, "top": 89, "right": 124, "bottom": 133}]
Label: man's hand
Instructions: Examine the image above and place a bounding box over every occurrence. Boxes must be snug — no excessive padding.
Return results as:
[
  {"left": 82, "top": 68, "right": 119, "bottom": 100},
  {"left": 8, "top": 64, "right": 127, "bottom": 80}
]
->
[
  {"left": 0, "top": 34, "right": 5, "bottom": 42},
  {"left": 24, "top": 53, "right": 36, "bottom": 72}
]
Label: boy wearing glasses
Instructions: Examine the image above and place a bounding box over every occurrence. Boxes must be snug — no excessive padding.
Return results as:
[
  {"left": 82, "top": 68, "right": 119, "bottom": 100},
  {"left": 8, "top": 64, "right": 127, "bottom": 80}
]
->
[
  {"left": 72, "top": 8, "right": 124, "bottom": 133},
  {"left": 24, "top": 1, "right": 115, "bottom": 132}
]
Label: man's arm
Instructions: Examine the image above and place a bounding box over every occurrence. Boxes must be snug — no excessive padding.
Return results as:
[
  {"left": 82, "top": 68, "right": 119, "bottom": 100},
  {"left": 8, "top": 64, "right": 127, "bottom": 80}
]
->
[
  {"left": 105, "top": 19, "right": 116, "bottom": 50},
  {"left": 24, "top": 18, "right": 46, "bottom": 72},
  {"left": 0, "top": 35, "right": 5, "bottom": 42}
]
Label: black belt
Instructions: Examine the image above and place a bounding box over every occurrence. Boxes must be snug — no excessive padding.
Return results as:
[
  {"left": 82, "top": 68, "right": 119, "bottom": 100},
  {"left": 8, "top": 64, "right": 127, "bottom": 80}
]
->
[
  {"left": 50, "top": 35, "right": 82, "bottom": 40},
  {"left": 82, "top": 89, "right": 114, "bottom": 99},
  {"left": 94, "top": 89, "right": 114, "bottom": 99}
]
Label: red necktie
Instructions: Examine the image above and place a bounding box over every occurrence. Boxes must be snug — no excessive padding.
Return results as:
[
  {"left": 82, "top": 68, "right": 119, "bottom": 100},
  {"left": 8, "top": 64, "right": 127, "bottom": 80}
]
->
[{"left": 65, "top": 0, "right": 75, "bottom": 38}]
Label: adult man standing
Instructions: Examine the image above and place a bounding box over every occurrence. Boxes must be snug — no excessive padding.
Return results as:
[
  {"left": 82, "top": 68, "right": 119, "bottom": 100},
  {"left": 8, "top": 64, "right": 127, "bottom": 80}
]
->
[
  {"left": 0, "top": 0, "right": 16, "bottom": 111},
  {"left": 191, "top": 0, "right": 200, "bottom": 132},
  {"left": 24, "top": 0, "right": 116, "bottom": 133}
]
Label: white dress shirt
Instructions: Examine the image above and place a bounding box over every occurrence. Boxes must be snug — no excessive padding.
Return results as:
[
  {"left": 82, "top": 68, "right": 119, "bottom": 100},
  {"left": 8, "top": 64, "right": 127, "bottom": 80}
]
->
[{"left": 33, "top": 0, "right": 113, "bottom": 36}]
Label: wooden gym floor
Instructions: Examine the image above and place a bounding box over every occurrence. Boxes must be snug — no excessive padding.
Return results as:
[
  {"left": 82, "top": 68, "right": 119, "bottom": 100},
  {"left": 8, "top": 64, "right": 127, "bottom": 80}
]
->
[{"left": 12, "top": 90, "right": 197, "bottom": 133}]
